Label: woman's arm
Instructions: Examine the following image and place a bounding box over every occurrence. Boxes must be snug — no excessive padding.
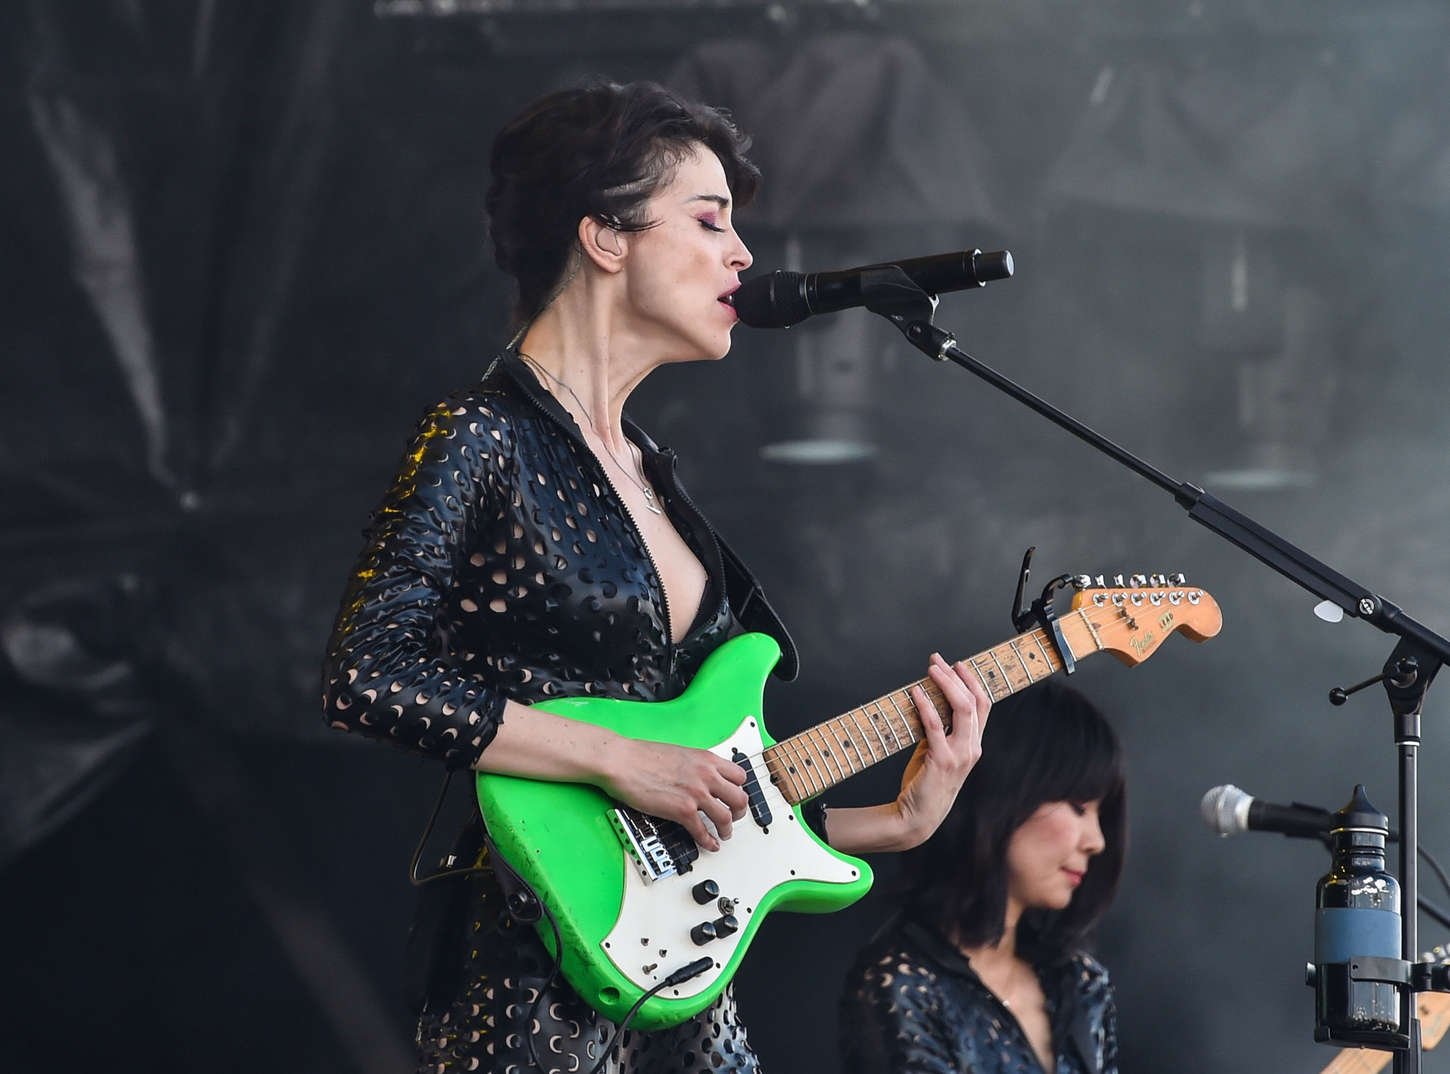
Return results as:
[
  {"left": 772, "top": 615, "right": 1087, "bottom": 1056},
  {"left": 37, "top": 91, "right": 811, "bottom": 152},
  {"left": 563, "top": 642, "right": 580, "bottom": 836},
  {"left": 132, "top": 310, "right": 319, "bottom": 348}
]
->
[
  {"left": 323, "top": 398, "right": 510, "bottom": 768},
  {"left": 476, "top": 700, "right": 747, "bottom": 851},
  {"left": 323, "top": 396, "right": 749, "bottom": 848},
  {"left": 821, "top": 653, "right": 991, "bottom": 854}
]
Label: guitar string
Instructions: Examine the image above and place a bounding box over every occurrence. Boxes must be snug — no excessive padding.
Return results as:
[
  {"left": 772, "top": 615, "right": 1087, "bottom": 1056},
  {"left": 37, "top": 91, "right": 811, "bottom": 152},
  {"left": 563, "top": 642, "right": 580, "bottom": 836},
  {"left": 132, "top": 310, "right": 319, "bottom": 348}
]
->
[{"left": 716, "top": 605, "right": 1117, "bottom": 809}]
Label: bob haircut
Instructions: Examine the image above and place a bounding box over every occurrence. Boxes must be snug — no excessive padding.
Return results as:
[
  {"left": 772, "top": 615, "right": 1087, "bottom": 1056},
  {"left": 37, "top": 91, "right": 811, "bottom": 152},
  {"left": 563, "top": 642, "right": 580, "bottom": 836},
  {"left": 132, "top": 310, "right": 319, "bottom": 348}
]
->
[
  {"left": 900, "top": 680, "right": 1127, "bottom": 960},
  {"left": 484, "top": 78, "right": 761, "bottom": 333}
]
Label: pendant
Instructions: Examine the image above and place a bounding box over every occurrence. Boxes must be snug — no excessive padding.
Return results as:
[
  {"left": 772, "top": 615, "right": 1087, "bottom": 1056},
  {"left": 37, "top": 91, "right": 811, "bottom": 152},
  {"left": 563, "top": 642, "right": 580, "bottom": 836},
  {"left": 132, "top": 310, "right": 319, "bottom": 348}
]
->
[{"left": 642, "top": 488, "right": 664, "bottom": 516}]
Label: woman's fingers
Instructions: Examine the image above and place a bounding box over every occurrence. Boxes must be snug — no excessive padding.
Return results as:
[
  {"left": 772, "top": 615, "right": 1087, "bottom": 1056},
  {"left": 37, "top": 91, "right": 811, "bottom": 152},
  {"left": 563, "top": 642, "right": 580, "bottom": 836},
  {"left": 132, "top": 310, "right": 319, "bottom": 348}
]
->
[
  {"left": 918, "top": 653, "right": 991, "bottom": 776},
  {"left": 624, "top": 743, "right": 750, "bottom": 851}
]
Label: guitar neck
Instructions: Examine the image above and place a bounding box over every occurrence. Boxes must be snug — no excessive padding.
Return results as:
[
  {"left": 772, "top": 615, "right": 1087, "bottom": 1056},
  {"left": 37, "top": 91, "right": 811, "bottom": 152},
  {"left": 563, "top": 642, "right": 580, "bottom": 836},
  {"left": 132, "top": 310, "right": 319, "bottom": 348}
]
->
[{"left": 763, "top": 611, "right": 1101, "bottom": 805}]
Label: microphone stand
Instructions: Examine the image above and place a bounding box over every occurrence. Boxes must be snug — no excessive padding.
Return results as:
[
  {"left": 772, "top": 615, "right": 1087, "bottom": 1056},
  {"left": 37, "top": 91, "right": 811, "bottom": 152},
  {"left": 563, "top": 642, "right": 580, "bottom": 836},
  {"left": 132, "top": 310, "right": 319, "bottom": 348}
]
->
[{"left": 855, "top": 266, "right": 1450, "bottom": 1072}]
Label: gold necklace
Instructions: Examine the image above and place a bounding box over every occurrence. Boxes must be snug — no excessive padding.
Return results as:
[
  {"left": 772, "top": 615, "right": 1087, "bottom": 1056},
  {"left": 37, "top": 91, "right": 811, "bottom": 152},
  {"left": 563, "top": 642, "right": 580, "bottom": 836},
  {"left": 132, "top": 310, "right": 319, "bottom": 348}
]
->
[{"left": 520, "top": 354, "right": 665, "bottom": 516}]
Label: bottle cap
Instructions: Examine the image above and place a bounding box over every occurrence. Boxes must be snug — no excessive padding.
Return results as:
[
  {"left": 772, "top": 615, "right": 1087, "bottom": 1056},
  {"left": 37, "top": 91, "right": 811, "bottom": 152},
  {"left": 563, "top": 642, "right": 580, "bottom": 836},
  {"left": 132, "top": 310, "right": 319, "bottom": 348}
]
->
[{"left": 1329, "top": 784, "right": 1389, "bottom": 835}]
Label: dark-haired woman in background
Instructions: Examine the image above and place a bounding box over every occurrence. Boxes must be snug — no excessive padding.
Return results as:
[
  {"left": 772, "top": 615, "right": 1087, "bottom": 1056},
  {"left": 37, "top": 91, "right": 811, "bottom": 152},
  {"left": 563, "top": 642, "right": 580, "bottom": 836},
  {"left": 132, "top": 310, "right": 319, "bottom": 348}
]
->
[
  {"left": 839, "top": 682, "right": 1125, "bottom": 1074},
  {"left": 323, "top": 80, "right": 993, "bottom": 1074}
]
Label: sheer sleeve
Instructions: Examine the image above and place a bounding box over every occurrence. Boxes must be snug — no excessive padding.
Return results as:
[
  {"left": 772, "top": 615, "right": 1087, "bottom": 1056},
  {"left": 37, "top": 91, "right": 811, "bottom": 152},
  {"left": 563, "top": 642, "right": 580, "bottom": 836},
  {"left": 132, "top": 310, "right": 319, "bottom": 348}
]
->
[
  {"left": 321, "top": 396, "right": 512, "bottom": 768},
  {"left": 840, "top": 944, "right": 963, "bottom": 1074}
]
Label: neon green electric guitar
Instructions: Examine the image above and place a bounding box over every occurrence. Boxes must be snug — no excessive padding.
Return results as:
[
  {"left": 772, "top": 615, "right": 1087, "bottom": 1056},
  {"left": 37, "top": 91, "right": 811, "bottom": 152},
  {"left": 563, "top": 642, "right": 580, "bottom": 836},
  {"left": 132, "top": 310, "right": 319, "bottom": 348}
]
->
[{"left": 475, "top": 578, "right": 1222, "bottom": 1030}]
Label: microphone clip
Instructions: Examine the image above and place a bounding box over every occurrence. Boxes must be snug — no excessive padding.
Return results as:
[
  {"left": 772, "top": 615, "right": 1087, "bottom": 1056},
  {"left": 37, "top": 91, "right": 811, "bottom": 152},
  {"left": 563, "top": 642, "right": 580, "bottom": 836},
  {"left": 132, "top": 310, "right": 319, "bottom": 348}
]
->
[
  {"left": 858, "top": 264, "right": 939, "bottom": 327},
  {"left": 1010, "top": 546, "right": 1077, "bottom": 675}
]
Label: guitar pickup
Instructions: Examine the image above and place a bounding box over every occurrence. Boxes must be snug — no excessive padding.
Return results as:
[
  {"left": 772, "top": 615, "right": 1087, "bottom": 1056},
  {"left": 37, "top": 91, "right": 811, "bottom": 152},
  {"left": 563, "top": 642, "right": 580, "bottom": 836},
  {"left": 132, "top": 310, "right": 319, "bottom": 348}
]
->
[
  {"left": 732, "top": 748, "right": 773, "bottom": 831},
  {"left": 610, "top": 807, "right": 699, "bottom": 884}
]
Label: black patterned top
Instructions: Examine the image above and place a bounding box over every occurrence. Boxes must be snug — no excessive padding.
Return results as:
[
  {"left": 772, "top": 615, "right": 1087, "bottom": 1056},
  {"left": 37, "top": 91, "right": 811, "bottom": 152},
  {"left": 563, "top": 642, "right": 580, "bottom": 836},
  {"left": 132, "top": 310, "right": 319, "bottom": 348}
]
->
[
  {"left": 840, "top": 916, "right": 1118, "bottom": 1074},
  {"left": 322, "top": 350, "right": 793, "bottom": 765}
]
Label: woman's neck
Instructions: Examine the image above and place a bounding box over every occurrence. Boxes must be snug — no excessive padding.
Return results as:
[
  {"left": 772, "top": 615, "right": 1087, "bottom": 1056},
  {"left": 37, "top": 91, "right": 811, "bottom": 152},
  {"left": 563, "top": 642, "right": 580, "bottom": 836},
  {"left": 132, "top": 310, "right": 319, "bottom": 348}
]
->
[
  {"left": 518, "top": 293, "right": 658, "bottom": 453},
  {"left": 956, "top": 897, "right": 1024, "bottom": 968}
]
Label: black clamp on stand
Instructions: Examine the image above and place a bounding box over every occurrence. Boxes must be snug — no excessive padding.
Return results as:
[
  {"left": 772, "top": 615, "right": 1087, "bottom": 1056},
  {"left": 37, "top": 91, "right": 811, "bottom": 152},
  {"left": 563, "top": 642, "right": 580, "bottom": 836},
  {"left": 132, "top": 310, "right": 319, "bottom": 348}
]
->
[{"left": 1009, "top": 546, "right": 1077, "bottom": 675}]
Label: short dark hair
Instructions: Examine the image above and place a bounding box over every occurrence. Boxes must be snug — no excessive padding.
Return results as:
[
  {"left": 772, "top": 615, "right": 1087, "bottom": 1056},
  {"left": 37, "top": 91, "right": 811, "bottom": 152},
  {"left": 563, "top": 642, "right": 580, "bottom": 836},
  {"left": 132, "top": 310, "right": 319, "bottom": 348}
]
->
[
  {"left": 900, "top": 681, "right": 1127, "bottom": 960},
  {"left": 484, "top": 78, "right": 761, "bottom": 333}
]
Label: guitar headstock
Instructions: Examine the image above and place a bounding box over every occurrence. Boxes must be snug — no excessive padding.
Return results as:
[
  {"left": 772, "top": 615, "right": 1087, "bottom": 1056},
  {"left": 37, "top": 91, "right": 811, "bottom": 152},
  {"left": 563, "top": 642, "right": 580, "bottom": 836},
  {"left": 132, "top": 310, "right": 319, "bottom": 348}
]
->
[{"left": 1069, "top": 573, "right": 1223, "bottom": 665}]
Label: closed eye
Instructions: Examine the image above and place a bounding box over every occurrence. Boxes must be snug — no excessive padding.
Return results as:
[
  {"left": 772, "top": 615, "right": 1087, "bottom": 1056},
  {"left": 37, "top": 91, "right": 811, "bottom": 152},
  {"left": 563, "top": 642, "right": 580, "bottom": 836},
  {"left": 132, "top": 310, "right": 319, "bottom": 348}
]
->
[{"left": 699, "top": 218, "right": 726, "bottom": 233}]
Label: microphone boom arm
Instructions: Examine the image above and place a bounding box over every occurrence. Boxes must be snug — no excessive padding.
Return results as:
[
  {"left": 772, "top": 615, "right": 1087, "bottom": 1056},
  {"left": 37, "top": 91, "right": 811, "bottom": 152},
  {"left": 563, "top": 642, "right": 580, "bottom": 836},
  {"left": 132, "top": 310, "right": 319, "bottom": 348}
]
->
[{"left": 864, "top": 271, "right": 1449, "bottom": 1074}]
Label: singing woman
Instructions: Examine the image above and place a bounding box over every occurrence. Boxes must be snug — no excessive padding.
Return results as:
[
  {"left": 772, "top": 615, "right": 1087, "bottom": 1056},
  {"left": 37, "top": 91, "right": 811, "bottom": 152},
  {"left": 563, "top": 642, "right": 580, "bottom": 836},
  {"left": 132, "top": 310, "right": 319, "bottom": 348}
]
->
[{"left": 322, "top": 79, "right": 992, "bottom": 1073}]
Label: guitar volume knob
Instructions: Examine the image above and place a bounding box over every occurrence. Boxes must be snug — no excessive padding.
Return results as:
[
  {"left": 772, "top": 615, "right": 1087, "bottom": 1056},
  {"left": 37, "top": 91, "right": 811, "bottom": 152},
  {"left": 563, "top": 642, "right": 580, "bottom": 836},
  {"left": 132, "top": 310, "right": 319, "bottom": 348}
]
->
[
  {"left": 691, "top": 880, "right": 720, "bottom": 905},
  {"left": 690, "top": 921, "right": 719, "bottom": 946}
]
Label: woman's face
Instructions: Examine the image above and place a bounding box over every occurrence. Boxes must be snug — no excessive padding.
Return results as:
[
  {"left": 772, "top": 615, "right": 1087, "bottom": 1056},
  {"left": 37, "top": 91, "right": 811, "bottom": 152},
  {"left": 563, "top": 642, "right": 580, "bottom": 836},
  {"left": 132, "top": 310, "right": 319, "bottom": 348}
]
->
[
  {"left": 1004, "top": 799, "right": 1106, "bottom": 915},
  {"left": 620, "top": 143, "right": 752, "bottom": 361}
]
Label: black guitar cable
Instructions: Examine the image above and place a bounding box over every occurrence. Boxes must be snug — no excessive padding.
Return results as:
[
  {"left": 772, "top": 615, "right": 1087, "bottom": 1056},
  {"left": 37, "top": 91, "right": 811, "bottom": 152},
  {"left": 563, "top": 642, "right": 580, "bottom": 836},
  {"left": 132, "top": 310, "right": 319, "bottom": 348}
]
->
[
  {"left": 584, "top": 956, "right": 716, "bottom": 1074},
  {"left": 408, "top": 771, "right": 486, "bottom": 886}
]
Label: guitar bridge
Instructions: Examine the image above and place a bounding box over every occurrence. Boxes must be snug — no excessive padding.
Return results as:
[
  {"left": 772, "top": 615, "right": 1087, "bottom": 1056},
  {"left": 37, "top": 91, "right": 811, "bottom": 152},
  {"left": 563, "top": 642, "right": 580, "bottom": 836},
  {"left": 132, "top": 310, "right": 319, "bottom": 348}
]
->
[{"left": 610, "top": 807, "right": 699, "bottom": 883}]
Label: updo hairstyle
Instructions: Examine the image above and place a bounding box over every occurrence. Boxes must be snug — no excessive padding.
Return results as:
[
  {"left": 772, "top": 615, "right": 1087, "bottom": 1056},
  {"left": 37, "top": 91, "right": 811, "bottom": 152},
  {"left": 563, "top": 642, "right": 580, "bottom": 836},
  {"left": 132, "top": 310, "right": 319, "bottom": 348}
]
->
[{"left": 485, "top": 79, "right": 761, "bottom": 333}]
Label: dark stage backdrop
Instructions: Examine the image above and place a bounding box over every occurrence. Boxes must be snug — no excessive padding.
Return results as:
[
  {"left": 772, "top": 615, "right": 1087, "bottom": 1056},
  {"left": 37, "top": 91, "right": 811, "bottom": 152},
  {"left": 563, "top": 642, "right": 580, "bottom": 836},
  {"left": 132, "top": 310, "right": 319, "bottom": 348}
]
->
[{"left": 6, "top": 3, "right": 1450, "bottom": 1072}]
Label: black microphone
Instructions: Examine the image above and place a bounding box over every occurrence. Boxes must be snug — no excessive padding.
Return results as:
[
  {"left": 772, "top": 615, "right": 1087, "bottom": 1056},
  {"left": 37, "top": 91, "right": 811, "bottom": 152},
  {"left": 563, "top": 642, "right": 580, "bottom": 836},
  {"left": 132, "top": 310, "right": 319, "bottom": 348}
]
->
[
  {"left": 730, "top": 248, "right": 1014, "bottom": 329},
  {"left": 1201, "top": 784, "right": 1401, "bottom": 841}
]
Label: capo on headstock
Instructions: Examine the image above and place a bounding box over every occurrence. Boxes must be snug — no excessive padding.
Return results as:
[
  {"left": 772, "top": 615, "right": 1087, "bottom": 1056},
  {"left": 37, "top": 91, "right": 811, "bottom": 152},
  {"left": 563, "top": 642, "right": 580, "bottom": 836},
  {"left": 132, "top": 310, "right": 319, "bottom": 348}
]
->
[{"left": 1010, "top": 547, "right": 1078, "bottom": 675}]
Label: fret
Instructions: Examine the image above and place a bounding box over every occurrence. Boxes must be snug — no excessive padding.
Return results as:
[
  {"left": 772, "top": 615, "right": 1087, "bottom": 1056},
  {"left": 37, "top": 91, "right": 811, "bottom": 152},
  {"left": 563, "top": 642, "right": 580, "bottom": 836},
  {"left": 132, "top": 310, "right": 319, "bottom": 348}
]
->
[
  {"left": 1028, "top": 630, "right": 1060, "bottom": 673},
  {"left": 993, "top": 641, "right": 1034, "bottom": 691},
  {"left": 770, "top": 738, "right": 815, "bottom": 801},
  {"left": 861, "top": 700, "right": 898, "bottom": 754},
  {"left": 782, "top": 735, "right": 825, "bottom": 796},
  {"left": 763, "top": 751, "right": 805, "bottom": 804},
  {"left": 858, "top": 703, "right": 895, "bottom": 756},
  {"left": 827, "top": 715, "right": 868, "bottom": 778},
  {"left": 846, "top": 709, "right": 882, "bottom": 765},
  {"left": 885, "top": 691, "right": 920, "bottom": 745},
  {"left": 868, "top": 699, "right": 905, "bottom": 751},
  {"left": 1007, "top": 639, "right": 1038, "bottom": 683},
  {"left": 1077, "top": 607, "right": 1105, "bottom": 651},
  {"left": 808, "top": 724, "right": 848, "bottom": 784},
  {"left": 985, "top": 650, "right": 1012, "bottom": 697},
  {"left": 968, "top": 656, "right": 1003, "bottom": 702}
]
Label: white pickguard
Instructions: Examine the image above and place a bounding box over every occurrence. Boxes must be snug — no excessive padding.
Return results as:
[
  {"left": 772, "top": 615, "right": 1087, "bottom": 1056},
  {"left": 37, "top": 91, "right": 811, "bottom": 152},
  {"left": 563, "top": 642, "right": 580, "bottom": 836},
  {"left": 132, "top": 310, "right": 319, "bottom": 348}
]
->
[{"left": 600, "top": 716, "right": 861, "bottom": 1000}]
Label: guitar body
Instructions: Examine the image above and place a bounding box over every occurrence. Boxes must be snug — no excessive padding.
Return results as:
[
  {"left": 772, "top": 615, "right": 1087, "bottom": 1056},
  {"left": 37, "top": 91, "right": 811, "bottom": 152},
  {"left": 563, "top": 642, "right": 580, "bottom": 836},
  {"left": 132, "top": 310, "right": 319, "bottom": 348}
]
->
[{"left": 474, "top": 632, "right": 873, "bottom": 1031}]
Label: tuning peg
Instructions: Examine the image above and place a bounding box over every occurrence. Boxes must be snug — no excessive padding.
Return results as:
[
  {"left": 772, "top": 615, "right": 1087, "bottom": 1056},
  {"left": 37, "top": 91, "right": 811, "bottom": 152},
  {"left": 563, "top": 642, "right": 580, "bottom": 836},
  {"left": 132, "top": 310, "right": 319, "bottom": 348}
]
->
[
  {"left": 1149, "top": 573, "right": 1166, "bottom": 586},
  {"left": 1111, "top": 574, "right": 1125, "bottom": 587},
  {"left": 1072, "top": 574, "right": 1092, "bottom": 590},
  {"left": 1129, "top": 573, "right": 1147, "bottom": 587},
  {"left": 1169, "top": 572, "right": 1186, "bottom": 585},
  {"left": 1093, "top": 574, "right": 1105, "bottom": 587}
]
